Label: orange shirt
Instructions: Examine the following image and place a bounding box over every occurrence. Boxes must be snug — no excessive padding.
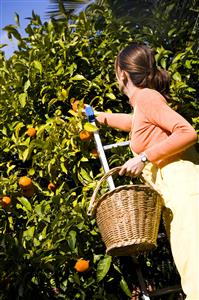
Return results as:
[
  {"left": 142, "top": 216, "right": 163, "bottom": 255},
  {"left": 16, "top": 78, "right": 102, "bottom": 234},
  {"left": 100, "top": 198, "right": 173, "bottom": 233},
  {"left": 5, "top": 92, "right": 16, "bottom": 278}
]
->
[{"left": 130, "top": 88, "right": 197, "bottom": 167}]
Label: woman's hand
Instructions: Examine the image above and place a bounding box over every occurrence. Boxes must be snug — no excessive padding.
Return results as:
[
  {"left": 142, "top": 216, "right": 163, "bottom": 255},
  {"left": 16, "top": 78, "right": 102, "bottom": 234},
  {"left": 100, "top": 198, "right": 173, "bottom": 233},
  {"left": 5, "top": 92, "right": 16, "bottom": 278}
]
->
[{"left": 119, "top": 156, "right": 145, "bottom": 177}]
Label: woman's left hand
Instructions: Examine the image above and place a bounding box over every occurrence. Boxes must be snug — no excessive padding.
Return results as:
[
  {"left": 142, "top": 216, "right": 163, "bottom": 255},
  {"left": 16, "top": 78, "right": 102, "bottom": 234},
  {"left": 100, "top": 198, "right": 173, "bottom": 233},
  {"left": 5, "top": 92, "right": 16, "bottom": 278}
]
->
[{"left": 119, "top": 156, "right": 145, "bottom": 177}]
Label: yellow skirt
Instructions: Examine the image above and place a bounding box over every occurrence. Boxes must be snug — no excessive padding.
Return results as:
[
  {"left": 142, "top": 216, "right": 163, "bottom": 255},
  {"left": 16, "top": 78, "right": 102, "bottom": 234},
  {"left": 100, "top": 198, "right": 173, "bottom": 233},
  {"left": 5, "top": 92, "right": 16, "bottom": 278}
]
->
[{"left": 142, "top": 159, "right": 199, "bottom": 300}]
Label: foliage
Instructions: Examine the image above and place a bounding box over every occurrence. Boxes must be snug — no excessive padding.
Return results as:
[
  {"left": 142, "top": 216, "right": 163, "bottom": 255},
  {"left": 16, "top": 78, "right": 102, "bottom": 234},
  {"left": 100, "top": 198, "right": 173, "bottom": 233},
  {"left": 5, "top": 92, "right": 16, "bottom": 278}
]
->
[{"left": 0, "top": 1, "right": 198, "bottom": 299}]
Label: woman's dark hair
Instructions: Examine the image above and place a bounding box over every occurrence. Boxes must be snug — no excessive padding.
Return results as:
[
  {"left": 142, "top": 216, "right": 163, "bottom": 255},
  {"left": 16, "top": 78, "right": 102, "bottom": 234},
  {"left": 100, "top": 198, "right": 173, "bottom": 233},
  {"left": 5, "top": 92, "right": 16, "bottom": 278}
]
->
[{"left": 115, "top": 44, "right": 170, "bottom": 100}]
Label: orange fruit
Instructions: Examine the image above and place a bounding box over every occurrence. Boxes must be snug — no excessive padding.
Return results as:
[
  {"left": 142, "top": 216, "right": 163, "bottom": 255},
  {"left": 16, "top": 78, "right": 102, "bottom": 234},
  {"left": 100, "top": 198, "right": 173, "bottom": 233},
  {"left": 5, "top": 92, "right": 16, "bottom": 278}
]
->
[
  {"left": 48, "top": 182, "right": 56, "bottom": 192},
  {"left": 79, "top": 130, "right": 93, "bottom": 142},
  {"left": 91, "top": 149, "right": 98, "bottom": 158},
  {"left": 26, "top": 127, "right": 36, "bottom": 137},
  {"left": 74, "top": 259, "right": 89, "bottom": 273},
  {"left": 1, "top": 196, "right": 11, "bottom": 207},
  {"left": 72, "top": 100, "right": 80, "bottom": 112},
  {"left": 72, "top": 100, "right": 85, "bottom": 112},
  {"left": 19, "top": 176, "right": 32, "bottom": 189}
]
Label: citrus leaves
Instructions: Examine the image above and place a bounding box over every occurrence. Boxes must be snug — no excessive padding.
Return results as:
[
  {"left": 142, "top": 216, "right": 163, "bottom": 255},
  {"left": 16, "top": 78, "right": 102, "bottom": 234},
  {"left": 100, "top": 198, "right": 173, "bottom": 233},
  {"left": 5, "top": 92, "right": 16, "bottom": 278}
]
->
[
  {"left": 96, "top": 255, "right": 112, "bottom": 282},
  {"left": 18, "top": 93, "right": 27, "bottom": 108},
  {"left": 69, "top": 74, "right": 87, "bottom": 82},
  {"left": 84, "top": 122, "right": 98, "bottom": 132},
  {"left": 120, "top": 277, "right": 132, "bottom": 297},
  {"left": 32, "top": 60, "right": 42, "bottom": 74},
  {"left": 17, "top": 196, "right": 32, "bottom": 213},
  {"left": 3, "top": 25, "right": 21, "bottom": 40}
]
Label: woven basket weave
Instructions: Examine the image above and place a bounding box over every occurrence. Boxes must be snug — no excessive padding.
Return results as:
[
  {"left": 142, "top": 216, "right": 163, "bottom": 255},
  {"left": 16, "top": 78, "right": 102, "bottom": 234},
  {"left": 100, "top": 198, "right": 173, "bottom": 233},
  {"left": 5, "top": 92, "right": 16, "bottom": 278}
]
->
[{"left": 88, "top": 167, "right": 162, "bottom": 256}]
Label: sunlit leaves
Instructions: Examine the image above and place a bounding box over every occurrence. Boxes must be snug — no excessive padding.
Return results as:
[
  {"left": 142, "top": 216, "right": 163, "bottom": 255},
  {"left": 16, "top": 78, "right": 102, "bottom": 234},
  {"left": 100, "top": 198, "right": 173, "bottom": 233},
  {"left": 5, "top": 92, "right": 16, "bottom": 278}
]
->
[{"left": 32, "top": 60, "right": 43, "bottom": 74}]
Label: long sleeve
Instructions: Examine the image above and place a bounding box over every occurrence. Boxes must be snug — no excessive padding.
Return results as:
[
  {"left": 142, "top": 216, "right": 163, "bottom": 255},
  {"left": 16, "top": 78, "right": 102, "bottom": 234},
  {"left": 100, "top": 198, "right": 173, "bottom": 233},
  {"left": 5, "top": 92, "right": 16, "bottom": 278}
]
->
[
  {"left": 96, "top": 112, "right": 132, "bottom": 132},
  {"left": 135, "top": 90, "right": 198, "bottom": 164}
]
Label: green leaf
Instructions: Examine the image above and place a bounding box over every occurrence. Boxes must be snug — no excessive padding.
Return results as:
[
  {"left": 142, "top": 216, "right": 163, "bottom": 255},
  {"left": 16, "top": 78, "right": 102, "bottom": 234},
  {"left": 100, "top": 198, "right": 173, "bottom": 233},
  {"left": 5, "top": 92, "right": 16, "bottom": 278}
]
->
[
  {"left": 187, "top": 87, "right": 196, "bottom": 92},
  {"left": 3, "top": 25, "right": 21, "bottom": 40},
  {"left": 69, "top": 74, "right": 86, "bottom": 81},
  {"left": 48, "top": 98, "right": 59, "bottom": 110},
  {"left": 33, "top": 60, "right": 42, "bottom": 73},
  {"left": 160, "top": 58, "right": 166, "bottom": 69},
  {"left": 97, "top": 255, "right": 112, "bottom": 282},
  {"left": 185, "top": 60, "right": 192, "bottom": 69},
  {"left": 15, "top": 13, "right": 20, "bottom": 27},
  {"left": 17, "top": 196, "right": 32, "bottom": 212},
  {"left": 113, "top": 263, "right": 122, "bottom": 274},
  {"left": 24, "top": 80, "right": 31, "bottom": 92},
  {"left": 67, "top": 230, "right": 76, "bottom": 250},
  {"left": 106, "top": 93, "right": 116, "bottom": 100},
  {"left": 22, "top": 147, "right": 32, "bottom": 162},
  {"left": 8, "top": 216, "right": 14, "bottom": 230},
  {"left": 0, "top": 44, "right": 7, "bottom": 49},
  {"left": 61, "top": 162, "right": 68, "bottom": 174},
  {"left": 19, "top": 93, "right": 27, "bottom": 108},
  {"left": 168, "top": 28, "right": 176, "bottom": 37},
  {"left": 172, "top": 53, "right": 185, "bottom": 64},
  {"left": 15, "top": 122, "right": 24, "bottom": 138},
  {"left": 79, "top": 168, "right": 93, "bottom": 183},
  {"left": 120, "top": 277, "right": 132, "bottom": 297},
  {"left": 172, "top": 72, "right": 182, "bottom": 81},
  {"left": 28, "top": 168, "right": 35, "bottom": 176},
  {"left": 7, "top": 164, "right": 16, "bottom": 176},
  {"left": 23, "top": 226, "right": 35, "bottom": 240},
  {"left": 40, "top": 226, "right": 47, "bottom": 240},
  {"left": 84, "top": 122, "right": 98, "bottom": 132},
  {"left": 2, "top": 126, "right": 7, "bottom": 135}
]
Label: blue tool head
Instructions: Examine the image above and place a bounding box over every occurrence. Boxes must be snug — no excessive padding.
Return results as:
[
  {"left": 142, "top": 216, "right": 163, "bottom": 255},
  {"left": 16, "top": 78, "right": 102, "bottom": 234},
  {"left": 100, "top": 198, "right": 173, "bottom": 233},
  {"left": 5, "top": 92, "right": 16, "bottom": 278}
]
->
[{"left": 85, "top": 106, "right": 95, "bottom": 123}]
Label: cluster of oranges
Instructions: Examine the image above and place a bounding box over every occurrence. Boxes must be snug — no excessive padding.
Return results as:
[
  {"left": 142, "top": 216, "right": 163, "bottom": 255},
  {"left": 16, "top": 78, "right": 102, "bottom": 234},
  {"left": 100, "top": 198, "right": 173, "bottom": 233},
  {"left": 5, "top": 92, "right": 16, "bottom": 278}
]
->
[
  {"left": 18, "top": 176, "right": 56, "bottom": 195},
  {"left": 1, "top": 102, "right": 95, "bottom": 209},
  {"left": 0, "top": 177, "right": 57, "bottom": 209}
]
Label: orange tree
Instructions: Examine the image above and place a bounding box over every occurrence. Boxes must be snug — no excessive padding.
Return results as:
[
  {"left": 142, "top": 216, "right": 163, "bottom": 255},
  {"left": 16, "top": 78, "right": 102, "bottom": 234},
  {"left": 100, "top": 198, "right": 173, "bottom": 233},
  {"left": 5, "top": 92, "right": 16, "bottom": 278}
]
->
[{"left": 0, "top": 2, "right": 198, "bottom": 300}]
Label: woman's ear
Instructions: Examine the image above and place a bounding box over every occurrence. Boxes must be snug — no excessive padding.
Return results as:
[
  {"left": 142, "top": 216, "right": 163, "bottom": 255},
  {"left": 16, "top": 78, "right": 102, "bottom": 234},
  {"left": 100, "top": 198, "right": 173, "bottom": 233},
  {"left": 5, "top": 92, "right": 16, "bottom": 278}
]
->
[
  {"left": 120, "top": 70, "right": 127, "bottom": 81},
  {"left": 121, "top": 70, "right": 129, "bottom": 87}
]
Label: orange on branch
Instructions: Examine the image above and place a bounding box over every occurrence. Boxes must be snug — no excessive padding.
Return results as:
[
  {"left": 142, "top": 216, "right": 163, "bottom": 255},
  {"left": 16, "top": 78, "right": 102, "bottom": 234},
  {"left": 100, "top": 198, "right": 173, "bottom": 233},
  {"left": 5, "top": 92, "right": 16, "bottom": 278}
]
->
[
  {"left": 19, "top": 176, "right": 32, "bottom": 189},
  {"left": 1, "top": 196, "right": 11, "bottom": 207},
  {"left": 72, "top": 100, "right": 79, "bottom": 112},
  {"left": 26, "top": 127, "right": 37, "bottom": 137},
  {"left": 74, "top": 259, "right": 89, "bottom": 273},
  {"left": 79, "top": 130, "right": 93, "bottom": 142},
  {"left": 72, "top": 100, "right": 85, "bottom": 112},
  {"left": 48, "top": 182, "right": 56, "bottom": 192}
]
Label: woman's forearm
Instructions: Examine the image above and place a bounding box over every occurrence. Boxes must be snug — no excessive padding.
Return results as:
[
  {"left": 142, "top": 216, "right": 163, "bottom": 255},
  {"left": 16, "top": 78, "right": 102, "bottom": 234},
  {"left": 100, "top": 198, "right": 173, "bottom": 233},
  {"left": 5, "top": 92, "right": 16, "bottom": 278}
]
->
[{"left": 96, "top": 112, "right": 133, "bottom": 132}]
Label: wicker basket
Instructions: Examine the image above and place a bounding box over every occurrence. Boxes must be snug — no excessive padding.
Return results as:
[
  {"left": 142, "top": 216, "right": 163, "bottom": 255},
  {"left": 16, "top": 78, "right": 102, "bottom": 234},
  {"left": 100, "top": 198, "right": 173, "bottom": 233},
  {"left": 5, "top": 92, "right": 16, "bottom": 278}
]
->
[{"left": 88, "top": 167, "right": 162, "bottom": 256}]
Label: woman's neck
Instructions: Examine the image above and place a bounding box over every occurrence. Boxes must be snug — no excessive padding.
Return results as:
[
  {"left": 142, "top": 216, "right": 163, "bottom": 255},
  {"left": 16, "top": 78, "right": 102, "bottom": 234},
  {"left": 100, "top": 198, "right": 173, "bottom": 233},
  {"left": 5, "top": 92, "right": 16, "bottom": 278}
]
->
[{"left": 123, "top": 81, "right": 142, "bottom": 105}]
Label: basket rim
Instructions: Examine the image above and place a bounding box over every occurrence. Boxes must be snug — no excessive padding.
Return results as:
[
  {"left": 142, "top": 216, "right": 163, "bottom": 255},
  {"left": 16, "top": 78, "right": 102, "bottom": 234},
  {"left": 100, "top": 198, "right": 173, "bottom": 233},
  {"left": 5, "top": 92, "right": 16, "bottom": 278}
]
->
[
  {"left": 93, "top": 183, "right": 159, "bottom": 214},
  {"left": 88, "top": 166, "right": 162, "bottom": 216}
]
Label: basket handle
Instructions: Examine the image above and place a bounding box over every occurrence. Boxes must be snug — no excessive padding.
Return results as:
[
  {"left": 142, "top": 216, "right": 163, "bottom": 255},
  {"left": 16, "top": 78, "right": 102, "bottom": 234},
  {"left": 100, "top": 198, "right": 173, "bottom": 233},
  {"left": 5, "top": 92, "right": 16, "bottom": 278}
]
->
[{"left": 87, "top": 166, "right": 162, "bottom": 216}]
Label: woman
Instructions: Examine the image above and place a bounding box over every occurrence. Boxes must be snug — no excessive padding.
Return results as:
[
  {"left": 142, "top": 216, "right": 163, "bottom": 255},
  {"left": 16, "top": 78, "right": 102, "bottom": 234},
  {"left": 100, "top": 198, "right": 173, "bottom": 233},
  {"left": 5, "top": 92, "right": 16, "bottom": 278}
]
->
[{"left": 96, "top": 44, "right": 199, "bottom": 300}]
